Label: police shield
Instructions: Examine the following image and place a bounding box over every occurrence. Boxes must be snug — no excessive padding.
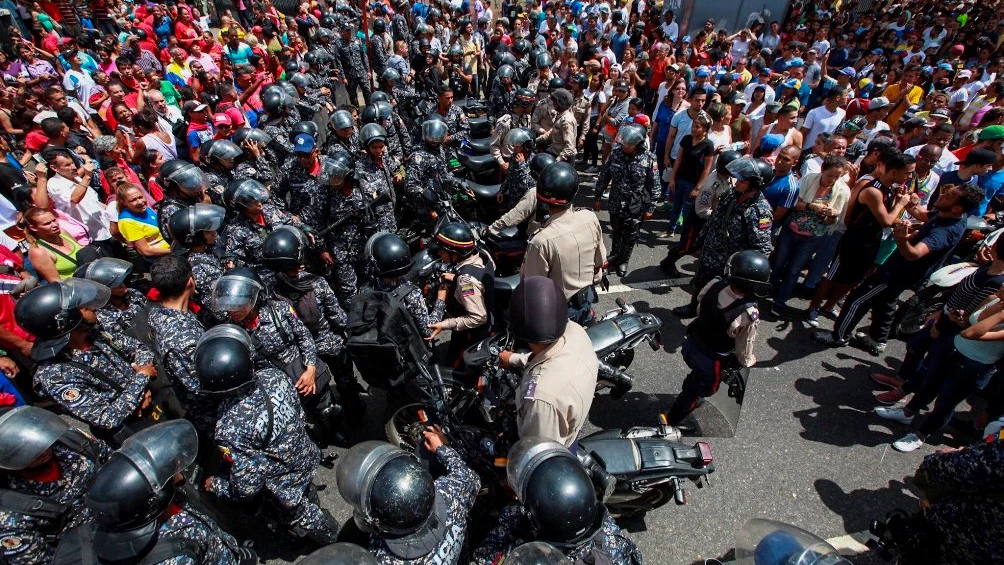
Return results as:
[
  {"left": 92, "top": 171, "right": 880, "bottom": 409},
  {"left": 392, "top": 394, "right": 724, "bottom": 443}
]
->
[
  {"left": 506, "top": 541, "right": 574, "bottom": 564},
  {"left": 301, "top": 543, "right": 380, "bottom": 565},
  {"left": 685, "top": 365, "right": 749, "bottom": 438},
  {"left": 733, "top": 519, "right": 851, "bottom": 565},
  {"left": 116, "top": 419, "right": 199, "bottom": 489}
]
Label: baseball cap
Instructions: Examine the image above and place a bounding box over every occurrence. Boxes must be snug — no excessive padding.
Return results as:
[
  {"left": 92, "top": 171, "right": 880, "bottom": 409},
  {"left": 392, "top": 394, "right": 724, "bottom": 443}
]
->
[
  {"left": 695, "top": 66, "right": 711, "bottom": 77},
  {"left": 930, "top": 108, "right": 951, "bottom": 119},
  {"left": 786, "top": 57, "right": 804, "bottom": 68},
  {"left": 964, "top": 148, "right": 998, "bottom": 166},
  {"left": 765, "top": 102, "right": 782, "bottom": 113},
  {"left": 783, "top": 78, "right": 801, "bottom": 90},
  {"left": 937, "top": 62, "right": 954, "bottom": 71},
  {"left": 292, "top": 133, "right": 317, "bottom": 153},
  {"left": 730, "top": 94, "right": 748, "bottom": 107},
  {"left": 718, "top": 73, "right": 735, "bottom": 85},
  {"left": 839, "top": 67, "right": 857, "bottom": 77},
  {"left": 192, "top": 103, "right": 209, "bottom": 112},
  {"left": 637, "top": 52, "right": 649, "bottom": 61},
  {"left": 682, "top": 35, "right": 692, "bottom": 43},
  {"left": 33, "top": 110, "right": 58, "bottom": 124},
  {"left": 213, "top": 113, "right": 232, "bottom": 127},
  {"left": 868, "top": 96, "right": 892, "bottom": 110},
  {"left": 957, "top": 70, "right": 972, "bottom": 79},
  {"left": 870, "top": 48, "right": 884, "bottom": 55},
  {"left": 978, "top": 125, "right": 1004, "bottom": 141},
  {"left": 758, "top": 68, "right": 772, "bottom": 77}
]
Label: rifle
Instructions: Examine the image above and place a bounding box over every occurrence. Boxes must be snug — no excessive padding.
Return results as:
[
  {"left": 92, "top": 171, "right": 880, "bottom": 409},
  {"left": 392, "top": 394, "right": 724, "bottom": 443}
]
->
[{"left": 313, "top": 191, "right": 392, "bottom": 239}]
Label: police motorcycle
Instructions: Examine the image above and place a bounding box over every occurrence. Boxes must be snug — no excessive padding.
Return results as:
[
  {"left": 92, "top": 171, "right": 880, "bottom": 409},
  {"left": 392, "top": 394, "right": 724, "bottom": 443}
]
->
[
  {"left": 384, "top": 331, "right": 713, "bottom": 520},
  {"left": 891, "top": 221, "right": 1004, "bottom": 338},
  {"left": 704, "top": 518, "right": 852, "bottom": 565}
]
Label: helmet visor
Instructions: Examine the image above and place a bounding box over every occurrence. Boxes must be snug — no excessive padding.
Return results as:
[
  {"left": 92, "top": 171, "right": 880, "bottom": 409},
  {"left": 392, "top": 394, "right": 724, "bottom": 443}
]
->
[
  {"left": 116, "top": 420, "right": 199, "bottom": 489},
  {"left": 212, "top": 275, "right": 263, "bottom": 313},
  {"left": 725, "top": 156, "right": 762, "bottom": 181},
  {"left": 0, "top": 407, "right": 69, "bottom": 470},
  {"left": 736, "top": 519, "right": 850, "bottom": 565},
  {"left": 167, "top": 166, "right": 208, "bottom": 196},
  {"left": 196, "top": 323, "right": 255, "bottom": 354},
  {"left": 505, "top": 437, "right": 569, "bottom": 500},
  {"left": 187, "top": 203, "right": 226, "bottom": 233},
  {"left": 614, "top": 125, "right": 645, "bottom": 149},
  {"left": 60, "top": 278, "right": 111, "bottom": 311},
  {"left": 75, "top": 257, "right": 133, "bottom": 289},
  {"left": 232, "top": 181, "right": 270, "bottom": 207}
]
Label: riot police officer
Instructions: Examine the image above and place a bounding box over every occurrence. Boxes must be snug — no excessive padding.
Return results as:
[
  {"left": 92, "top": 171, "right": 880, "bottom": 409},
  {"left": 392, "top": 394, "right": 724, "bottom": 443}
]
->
[
  {"left": 211, "top": 267, "right": 345, "bottom": 444},
  {"left": 488, "top": 64, "right": 517, "bottom": 120},
  {"left": 15, "top": 280, "right": 157, "bottom": 443},
  {"left": 73, "top": 258, "right": 147, "bottom": 338},
  {"left": 403, "top": 119, "right": 454, "bottom": 224},
  {"left": 511, "top": 39, "right": 533, "bottom": 86},
  {"left": 168, "top": 204, "right": 226, "bottom": 306},
  {"left": 370, "top": 18, "right": 391, "bottom": 79},
  {"left": 667, "top": 250, "right": 768, "bottom": 426},
  {"left": 426, "top": 222, "right": 494, "bottom": 365},
  {"left": 337, "top": 22, "right": 371, "bottom": 104},
  {"left": 279, "top": 133, "right": 331, "bottom": 234},
  {"left": 521, "top": 162, "right": 606, "bottom": 324},
  {"left": 671, "top": 157, "right": 774, "bottom": 318},
  {"left": 157, "top": 161, "right": 210, "bottom": 243},
  {"left": 200, "top": 139, "right": 249, "bottom": 204},
  {"left": 431, "top": 85, "right": 470, "bottom": 162},
  {"left": 530, "top": 78, "right": 559, "bottom": 142},
  {"left": 320, "top": 152, "right": 376, "bottom": 306},
  {"left": 356, "top": 124, "right": 399, "bottom": 233},
  {"left": 54, "top": 420, "right": 257, "bottom": 565},
  {"left": 505, "top": 542, "right": 574, "bottom": 564},
  {"left": 198, "top": 325, "right": 339, "bottom": 545},
  {"left": 473, "top": 438, "right": 643, "bottom": 564},
  {"left": 221, "top": 178, "right": 299, "bottom": 285},
  {"left": 364, "top": 232, "right": 446, "bottom": 341},
  {"left": 594, "top": 123, "right": 661, "bottom": 277},
  {"left": 362, "top": 101, "right": 411, "bottom": 169},
  {"left": 259, "top": 86, "right": 300, "bottom": 162},
  {"left": 490, "top": 88, "right": 536, "bottom": 171},
  {"left": 498, "top": 128, "right": 536, "bottom": 212},
  {"left": 336, "top": 436, "right": 479, "bottom": 564},
  {"left": 489, "top": 153, "right": 556, "bottom": 237},
  {"left": 499, "top": 277, "right": 598, "bottom": 446},
  {"left": 326, "top": 109, "right": 360, "bottom": 156},
  {"left": 0, "top": 406, "right": 112, "bottom": 565},
  {"left": 233, "top": 127, "right": 279, "bottom": 174},
  {"left": 526, "top": 52, "right": 554, "bottom": 93}
]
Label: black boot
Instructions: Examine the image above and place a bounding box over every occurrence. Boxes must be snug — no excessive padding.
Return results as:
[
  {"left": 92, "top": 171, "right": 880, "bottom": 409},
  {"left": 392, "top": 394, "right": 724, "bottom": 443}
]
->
[{"left": 318, "top": 405, "right": 350, "bottom": 447}]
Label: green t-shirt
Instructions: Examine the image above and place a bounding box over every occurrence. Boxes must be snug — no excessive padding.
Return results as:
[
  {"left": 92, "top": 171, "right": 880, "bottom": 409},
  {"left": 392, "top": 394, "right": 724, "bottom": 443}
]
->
[{"left": 159, "top": 80, "right": 181, "bottom": 108}]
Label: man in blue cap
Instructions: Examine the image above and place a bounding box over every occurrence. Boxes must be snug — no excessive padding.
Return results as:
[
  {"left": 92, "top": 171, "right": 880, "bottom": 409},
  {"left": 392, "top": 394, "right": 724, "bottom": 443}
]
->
[{"left": 278, "top": 133, "right": 330, "bottom": 235}]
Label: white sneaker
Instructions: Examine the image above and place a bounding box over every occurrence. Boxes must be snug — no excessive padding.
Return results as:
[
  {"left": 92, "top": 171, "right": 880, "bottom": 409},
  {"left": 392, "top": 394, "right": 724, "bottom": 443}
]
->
[
  {"left": 892, "top": 433, "right": 925, "bottom": 452},
  {"left": 874, "top": 406, "right": 915, "bottom": 425}
]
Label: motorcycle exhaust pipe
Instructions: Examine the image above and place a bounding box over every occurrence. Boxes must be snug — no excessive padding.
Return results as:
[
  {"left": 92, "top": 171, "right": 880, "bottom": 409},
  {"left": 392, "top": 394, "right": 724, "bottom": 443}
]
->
[{"left": 597, "top": 360, "right": 634, "bottom": 399}]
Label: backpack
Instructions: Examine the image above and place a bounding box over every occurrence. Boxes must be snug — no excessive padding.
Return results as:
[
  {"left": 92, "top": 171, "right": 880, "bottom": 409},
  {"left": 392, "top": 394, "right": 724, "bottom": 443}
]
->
[
  {"left": 345, "top": 283, "right": 430, "bottom": 389},
  {"left": 274, "top": 275, "right": 322, "bottom": 336}
]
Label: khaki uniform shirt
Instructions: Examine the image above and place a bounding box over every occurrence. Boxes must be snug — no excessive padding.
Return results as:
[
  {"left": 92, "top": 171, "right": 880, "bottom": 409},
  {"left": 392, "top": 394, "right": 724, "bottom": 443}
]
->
[
  {"left": 490, "top": 112, "right": 533, "bottom": 166},
  {"left": 549, "top": 109, "right": 578, "bottom": 162},
  {"left": 696, "top": 278, "right": 759, "bottom": 367},
  {"left": 571, "top": 92, "right": 590, "bottom": 146},
  {"left": 489, "top": 188, "right": 541, "bottom": 235},
  {"left": 521, "top": 207, "right": 606, "bottom": 301},
  {"left": 531, "top": 97, "right": 556, "bottom": 139},
  {"left": 439, "top": 253, "right": 490, "bottom": 332},
  {"left": 510, "top": 322, "right": 598, "bottom": 447}
]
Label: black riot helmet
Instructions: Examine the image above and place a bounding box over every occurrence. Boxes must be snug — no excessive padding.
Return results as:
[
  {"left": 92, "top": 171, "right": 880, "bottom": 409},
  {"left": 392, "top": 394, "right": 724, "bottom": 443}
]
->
[
  {"left": 319, "top": 152, "right": 356, "bottom": 187},
  {"left": 301, "top": 543, "right": 380, "bottom": 565},
  {"left": 370, "top": 91, "right": 392, "bottom": 104},
  {"left": 290, "top": 120, "right": 319, "bottom": 142},
  {"left": 211, "top": 267, "right": 266, "bottom": 319},
  {"left": 232, "top": 127, "right": 272, "bottom": 146},
  {"left": 513, "top": 39, "right": 532, "bottom": 55},
  {"left": 536, "top": 162, "right": 579, "bottom": 206},
  {"left": 570, "top": 72, "right": 588, "bottom": 89},
  {"left": 716, "top": 149, "right": 743, "bottom": 175},
  {"left": 497, "top": 64, "right": 515, "bottom": 82},
  {"left": 0, "top": 406, "right": 70, "bottom": 471},
  {"left": 372, "top": 18, "right": 386, "bottom": 34},
  {"left": 283, "top": 59, "right": 302, "bottom": 74},
  {"left": 73, "top": 257, "right": 133, "bottom": 289},
  {"left": 614, "top": 123, "right": 646, "bottom": 153},
  {"left": 495, "top": 51, "right": 517, "bottom": 69},
  {"left": 224, "top": 178, "right": 270, "bottom": 212},
  {"left": 316, "top": 24, "right": 335, "bottom": 39},
  {"left": 506, "top": 438, "right": 601, "bottom": 546},
  {"left": 515, "top": 88, "right": 537, "bottom": 108},
  {"left": 528, "top": 153, "right": 556, "bottom": 181},
  {"left": 362, "top": 101, "right": 394, "bottom": 124},
  {"left": 366, "top": 232, "right": 412, "bottom": 277},
  {"left": 168, "top": 204, "right": 226, "bottom": 248},
  {"left": 505, "top": 542, "right": 574, "bottom": 565},
  {"left": 161, "top": 162, "right": 208, "bottom": 199},
  {"left": 431, "top": 221, "right": 476, "bottom": 257},
  {"left": 548, "top": 76, "right": 565, "bottom": 91},
  {"left": 360, "top": 123, "right": 388, "bottom": 148},
  {"left": 261, "top": 89, "right": 286, "bottom": 116},
  {"left": 381, "top": 68, "right": 402, "bottom": 86},
  {"left": 510, "top": 277, "right": 567, "bottom": 344},
  {"left": 194, "top": 324, "right": 257, "bottom": 397},
  {"left": 85, "top": 420, "right": 198, "bottom": 561},
  {"left": 288, "top": 72, "right": 311, "bottom": 89},
  {"left": 274, "top": 80, "right": 300, "bottom": 101},
  {"left": 726, "top": 156, "right": 775, "bottom": 192},
  {"left": 330, "top": 109, "right": 355, "bottom": 131},
  {"left": 15, "top": 279, "right": 110, "bottom": 361},
  {"left": 336, "top": 441, "right": 445, "bottom": 560},
  {"left": 448, "top": 43, "right": 463, "bottom": 59},
  {"left": 261, "top": 225, "right": 309, "bottom": 272},
  {"left": 421, "top": 118, "right": 448, "bottom": 146},
  {"left": 305, "top": 48, "right": 331, "bottom": 67},
  {"left": 535, "top": 52, "right": 553, "bottom": 69},
  {"left": 202, "top": 139, "right": 243, "bottom": 168},
  {"left": 506, "top": 128, "right": 535, "bottom": 154},
  {"left": 725, "top": 250, "right": 771, "bottom": 297}
]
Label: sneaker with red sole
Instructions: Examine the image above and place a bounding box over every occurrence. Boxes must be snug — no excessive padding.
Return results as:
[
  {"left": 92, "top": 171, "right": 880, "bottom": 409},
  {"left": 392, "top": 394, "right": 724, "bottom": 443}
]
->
[
  {"left": 875, "top": 389, "right": 908, "bottom": 405},
  {"left": 871, "top": 373, "right": 905, "bottom": 390}
]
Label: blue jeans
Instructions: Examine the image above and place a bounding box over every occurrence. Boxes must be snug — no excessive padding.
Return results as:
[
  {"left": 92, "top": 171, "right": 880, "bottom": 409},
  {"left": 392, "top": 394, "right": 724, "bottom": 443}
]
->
[
  {"left": 668, "top": 178, "right": 695, "bottom": 234},
  {"left": 907, "top": 350, "right": 997, "bottom": 437},
  {"left": 803, "top": 230, "right": 842, "bottom": 289},
  {"left": 771, "top": 228, "right": 823, "bottom": 305}
]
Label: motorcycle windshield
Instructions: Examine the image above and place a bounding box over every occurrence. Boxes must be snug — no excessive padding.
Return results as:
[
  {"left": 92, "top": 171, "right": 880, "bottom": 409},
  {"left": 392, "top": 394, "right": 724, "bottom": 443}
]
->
[{"left": 735, "top": 519, "right": 850, "bottom": 565}]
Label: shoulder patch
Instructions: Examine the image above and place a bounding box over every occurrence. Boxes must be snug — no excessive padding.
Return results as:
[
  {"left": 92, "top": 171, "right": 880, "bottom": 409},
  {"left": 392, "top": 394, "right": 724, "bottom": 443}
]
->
[
  {"left": 0, "top": 535, "right": 25, "bottom": 554},
  {"left": 61, "top": 388, "right": 82, "bottom": 405},
  {"left": 523, "top": 378, "right": 538, "bottom": 401},
  {"left": 757, "top": 216, "right": 772, "bottom": 230}
]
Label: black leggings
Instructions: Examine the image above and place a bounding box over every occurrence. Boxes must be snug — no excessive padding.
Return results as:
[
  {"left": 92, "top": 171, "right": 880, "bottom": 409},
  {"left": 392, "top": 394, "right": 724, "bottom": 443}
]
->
[{"left": 584, "top": 116, "right": 600, "bottom": 165}]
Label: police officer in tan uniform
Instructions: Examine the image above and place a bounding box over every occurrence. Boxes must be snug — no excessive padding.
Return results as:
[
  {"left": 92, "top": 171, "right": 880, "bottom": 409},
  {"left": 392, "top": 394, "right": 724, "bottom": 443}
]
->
[
  {"left": 547, "top": 88, "right": 578, "bottom": 163},
  {"left": 488, "top": 153, "right": 556, "bottom": 237},
  {"left": 531, "top": 78, "right": 560, "bottom": 142},
  {"left": 427, "top": 222, "right": 494, "bottom": 366},
  {"left": 500, "top": 276, "right": 598, "bottom": 447},
  {"left": 520, "top": 162, "right": 607, "bottom": 324},
  {"left": 490, "top": 88, "right": 536, "bottom": 171}
]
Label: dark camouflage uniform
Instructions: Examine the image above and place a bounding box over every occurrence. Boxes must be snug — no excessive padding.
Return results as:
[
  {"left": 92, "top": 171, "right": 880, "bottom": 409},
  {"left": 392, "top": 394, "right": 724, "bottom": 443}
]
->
[
  {"left": 147, "top": 307, "right": 216, "bottom": 436},
  {"left": 384, "top": 114, "right": 413, "bottom": 171},
  {"left": 261, "top": 114, "right": 300, "bottom": 164},
  {"left": 513, "top": 58, "right": 531, "bottom": 87},
  {"left": 325, "top": 182, "right": 377, "bottom": 304},
  {"left": 145, "top": 503, "right": 245, "bottom": 565},
  {"left": 0, "top": 437, "right": 111, "bottom": 565},
  {"left": 278, "top": 159, "right": 331, "bottom": 233},
  {"left": 434, "top": 104, "right": 470, "bottom": 161},
  {"left": 369, "top": 279, "right": 445, "bottom": 339},
  {"left": 367, "top": 446, "right": 479, "bottom": 565},
  {"left": 96, "top": 288, "right": 149, "bottom": 338},
  {"left": 390, "top": 13, "right": 412, "bottom": 44},
  {"left": 391, "top": 84, "right": 422, "bottom": 112},
  {"left": 403, "top": 145, "right": 449, "bottom": 218},
  {"left": 326, "top": 130, "right": 361, "bottom": 156},
  {"left": 158, "top": 197, "right": 196, "bottom": 244},
  {"left": 595, "top": 147, "right": 660, "bottom": 268},
  {"left": 694, "top": 190, "right": 773, "bottom": 291},
  {"left": 274, "top": 272, "right": 347, "bottom": 358},
  {"left": 204, "top": 169, "right": 231, "bottom": 207},
  {"left": 188, "top": 251, "right": 224, "bottom": 307},
  {"left": 336, "top": 35, "right": 371, "bottom": 102},
  {"left": 221, "top": 203, "right": 298, "bottom": 279},
  {"left": 207, "top": 367, "right": 335, "bottom": 543},
  {"left": 473, "top": 505, "right": 643, "bottom": 565},
  {"left": 244, "top": 300, "right": 318, "bottom": 370},
  {"left": 370, "top": 32, "right": 391, "bottom": 79},
  {"left": 487, "top": 82, "right": 516, "bottom": 121},
  {"left": 234, "top": 154, "right": 274, "bottom": 186},
  {"left": 499, "top": 155, "right": 534, "bottom": 212},
  {"left": 355, "top": 154, "right": 398, "bottom": 233},
  {"left": 33, "top": 332, "right": 153, "bottom": 433}
]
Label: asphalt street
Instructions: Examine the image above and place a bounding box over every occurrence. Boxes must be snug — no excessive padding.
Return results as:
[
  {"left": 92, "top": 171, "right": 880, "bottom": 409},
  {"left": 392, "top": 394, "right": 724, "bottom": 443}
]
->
[{"left": 254, "top": 176, "right": 972, "bottom": 564}]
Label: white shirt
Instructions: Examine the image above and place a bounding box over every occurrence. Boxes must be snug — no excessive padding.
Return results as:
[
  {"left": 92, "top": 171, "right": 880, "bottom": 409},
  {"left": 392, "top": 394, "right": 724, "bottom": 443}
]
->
[
  {"left": 47, "top": 175, "right": 112, "bottom": 241},
  {"left": 863, "top": 120, "right": 890, "bottom": 142},
  {"left": 905, "top": 144, "right": 959, "bottom": 176},
  {"left": 62, "top": 70, "right": 96, "bottom": 111},
  {"left": 802, "top": 105, "right": 846, "bottom": 148},
  {"left": 812, "top": 39, "right": 831, "bottom": 57},
  {"left": 661, "top": 21, "right": 679, "bottom": 41},
  {"left": 744, "top": 81, "right": 775, "bottom": 106},
  {"left": 949, "top": 86, "right": 972, "bottom": 110}
]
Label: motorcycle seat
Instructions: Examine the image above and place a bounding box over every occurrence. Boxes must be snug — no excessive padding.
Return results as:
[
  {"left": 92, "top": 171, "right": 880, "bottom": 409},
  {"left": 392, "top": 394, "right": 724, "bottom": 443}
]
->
[
  {"left": 466, "top": 136, "right": 492, "bottom": 154},
  {"left": 468, "top": 116, "right": 491, "bottom": 138},
  {"left": 494, "top": 274, "right": 521, "bottom": 293},
  {"left": 497, "top": 225, "right": 520, "bottom": 241},
  {"left": 467, "top": 181, "right": 502, "bottom": 201},
  {"left": 586, "top": 319, "right": 625, "bottom": 357},
  {"left": 577, "top": 437, "right": 639, "bottom": 475},
  {"left": 461, "top": 154, "right": 499, "bottom": 174}
]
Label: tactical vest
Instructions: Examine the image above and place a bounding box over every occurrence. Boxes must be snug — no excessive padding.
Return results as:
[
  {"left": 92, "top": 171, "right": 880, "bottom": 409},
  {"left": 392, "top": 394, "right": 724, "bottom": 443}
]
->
[
  {"left": 446, "top": 263, "right": 496, "bottom": 336},
  {"left": 687, "top": 279, "right": 756, "bottom": 356}
]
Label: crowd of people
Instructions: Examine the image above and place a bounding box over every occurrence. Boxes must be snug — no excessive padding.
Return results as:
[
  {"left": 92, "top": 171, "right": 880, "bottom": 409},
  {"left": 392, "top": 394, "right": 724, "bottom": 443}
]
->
[{"left": 0, "top": 0, "right": 1003, "bottom": 563}]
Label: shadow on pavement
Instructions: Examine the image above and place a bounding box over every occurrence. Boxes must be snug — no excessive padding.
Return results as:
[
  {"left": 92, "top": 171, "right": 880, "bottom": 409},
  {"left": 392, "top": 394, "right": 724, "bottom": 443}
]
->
[
  {"left": 815, "top": 477, "right": 919, "bottom": 534},
  {"left": 791, "top": 354, "right": 910, "bottom": 448},
  {"left": 632, "top": 300, "right": 689, "bottom": 355}
]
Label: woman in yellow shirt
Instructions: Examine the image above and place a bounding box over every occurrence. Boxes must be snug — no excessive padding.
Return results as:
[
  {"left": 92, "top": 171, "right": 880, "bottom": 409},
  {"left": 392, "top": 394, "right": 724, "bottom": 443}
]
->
[{"left": 115, "top": 184, "right": 171, "bottom": 259}]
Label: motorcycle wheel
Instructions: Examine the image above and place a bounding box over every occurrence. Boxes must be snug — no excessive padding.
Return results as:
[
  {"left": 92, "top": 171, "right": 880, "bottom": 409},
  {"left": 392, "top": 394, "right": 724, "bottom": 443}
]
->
[
  {"left": 892, "top": 288, "right": 946, "bottom": 339},
  {"left": 386, "top": 402, "right": 433, "bottom": 450},
  {"left": 604, "top": 349, "right": 635, "bottom": 370}
]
